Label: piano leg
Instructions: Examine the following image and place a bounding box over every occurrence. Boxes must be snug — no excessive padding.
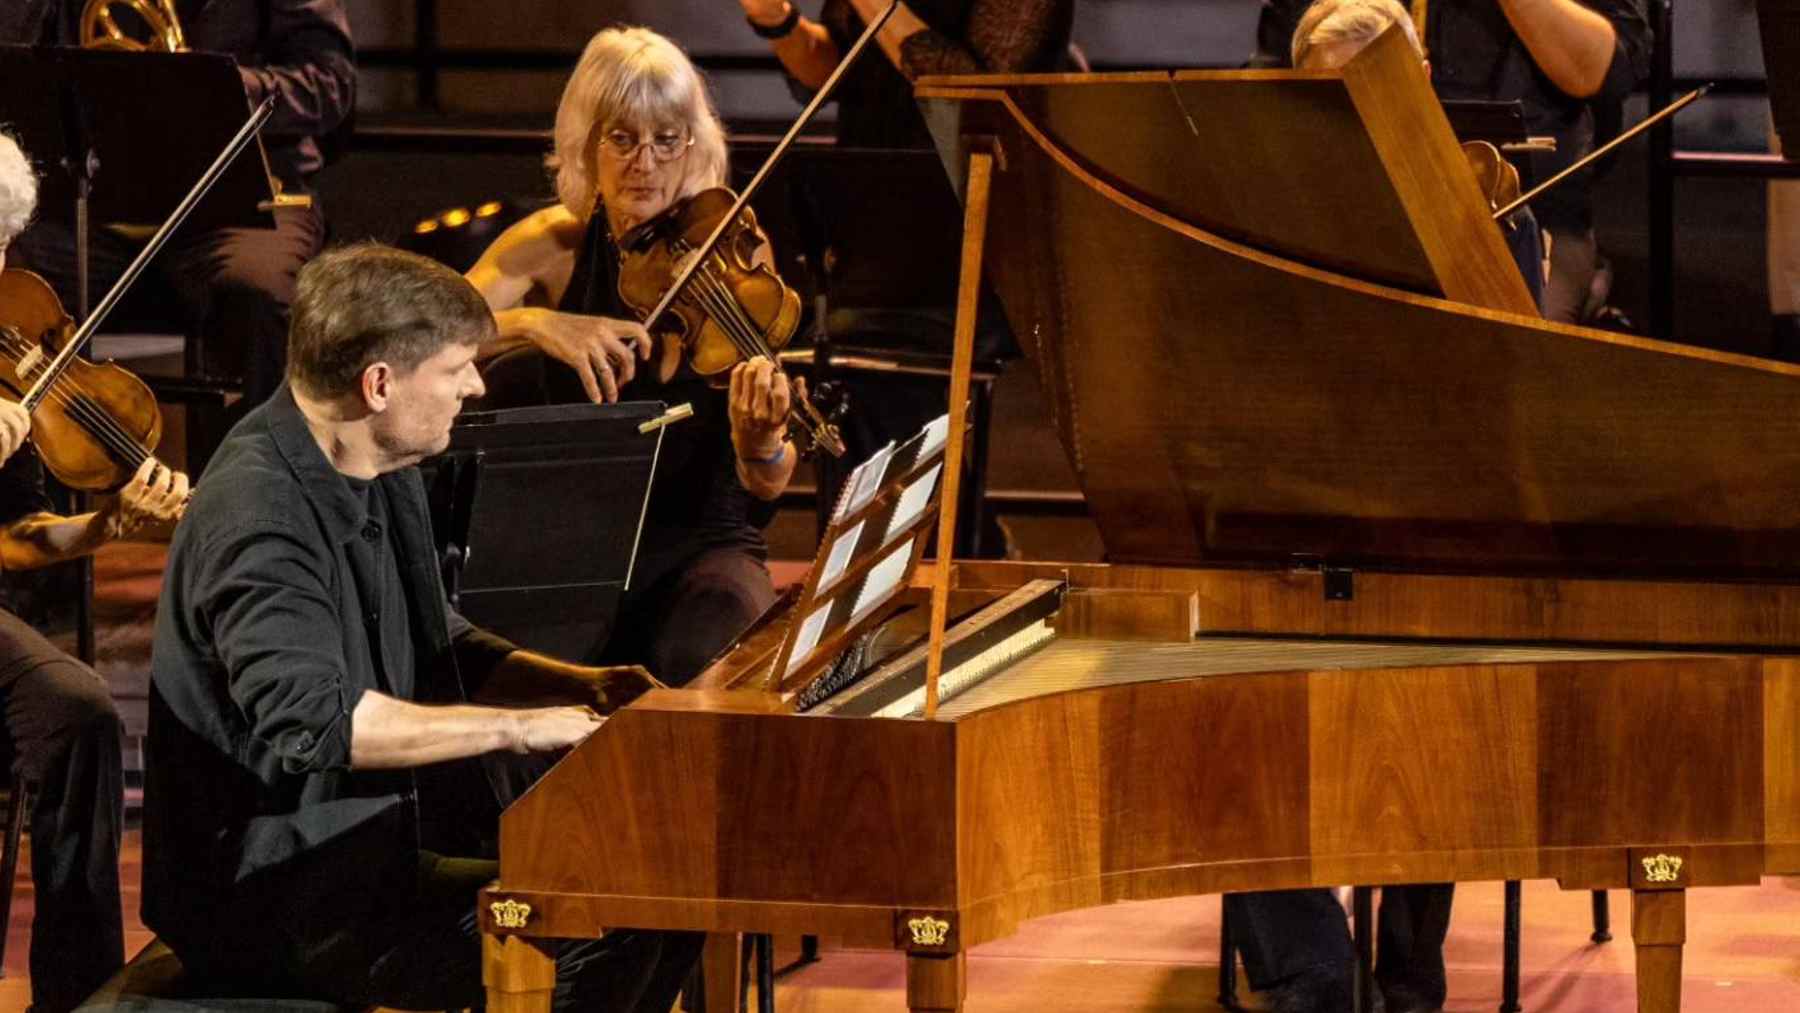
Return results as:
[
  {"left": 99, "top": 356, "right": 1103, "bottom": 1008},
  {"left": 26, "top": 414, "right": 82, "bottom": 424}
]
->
[
  {"left": 1630, "top": 889, "right": 1686, "bottom": 1013},
  {"left": 482, "top": 932, "right": 557, "bottom": 1013},
  {"left": 701, "top": 932, "right": 743, "bottom": 1013},
  {"left": 906, "top": 950, "right": 967, "bottom": 1012}
]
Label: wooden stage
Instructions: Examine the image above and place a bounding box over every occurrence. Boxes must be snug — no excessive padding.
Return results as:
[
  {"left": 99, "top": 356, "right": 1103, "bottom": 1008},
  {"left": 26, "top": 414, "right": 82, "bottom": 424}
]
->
[{"left": 2, "top": 828, "right": 1799, "bottom": 1011}]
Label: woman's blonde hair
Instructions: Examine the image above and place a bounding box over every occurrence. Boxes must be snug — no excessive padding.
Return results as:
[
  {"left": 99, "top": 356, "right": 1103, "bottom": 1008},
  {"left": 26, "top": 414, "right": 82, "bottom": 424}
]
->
[
  {"left": 1291, "top": 0, "right": 1422, "bottom": 69},
  {"left": 549, "top": 26, "right": 729, "bottom": 223}
]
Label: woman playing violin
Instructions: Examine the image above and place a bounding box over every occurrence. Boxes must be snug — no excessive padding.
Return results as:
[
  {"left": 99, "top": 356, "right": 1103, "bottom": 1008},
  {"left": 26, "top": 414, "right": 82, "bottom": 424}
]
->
[
  {"left": 0, "top": 130, "right": 187, "bottom": 1013},
  {"left": 466, "top": 27, "right": 791, "bottom": 685}
]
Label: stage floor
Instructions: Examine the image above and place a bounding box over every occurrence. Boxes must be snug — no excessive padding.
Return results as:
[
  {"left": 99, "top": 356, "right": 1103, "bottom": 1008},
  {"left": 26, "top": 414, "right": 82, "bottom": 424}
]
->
[{"left": 2, "top": 831, "right": 1798, "bottom": 1012}]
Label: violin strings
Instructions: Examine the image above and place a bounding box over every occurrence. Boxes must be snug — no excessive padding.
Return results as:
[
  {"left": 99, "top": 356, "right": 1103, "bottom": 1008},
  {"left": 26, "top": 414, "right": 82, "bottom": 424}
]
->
[
  {"left": 684, "top": 268, "right": 823, "bottom": 443},
  {"left": 0, "top": 333, "right": 144, "bottom": 458},
  {"left": 700, "top": 255, "right": 781, "bottom": 360},
  {"left": 0, "top": 334, "right": 151, "bottom": 469}
]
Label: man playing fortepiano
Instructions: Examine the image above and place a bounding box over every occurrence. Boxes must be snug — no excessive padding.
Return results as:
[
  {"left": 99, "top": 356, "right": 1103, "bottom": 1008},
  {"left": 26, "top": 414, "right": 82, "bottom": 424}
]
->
[{"left": 143, "top": 243, "right": 701, "bottom": 1011}]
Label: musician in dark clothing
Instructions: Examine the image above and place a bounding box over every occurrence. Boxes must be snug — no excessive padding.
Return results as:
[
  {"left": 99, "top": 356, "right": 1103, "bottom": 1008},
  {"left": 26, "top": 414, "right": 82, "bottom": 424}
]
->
[
  {"left": 6, "top": 0, "right": 353, "bottom": 413},
  {"left": 1254, "top": 0, "right": 1649, "bottom": 324},
  {"left": 467, "top": 27, "right": 796, "bottom": 685},
  {"left": 737, "top": 0, "right": 1071, "bottom": 546},
  {"left": 145, "top": 243, "right": 698, "bottom": 1011},
  {"left": 737, "top": 0, "right": 1075, "bottom": 148},
  {"left": 0, "top": 131, "right": 189, "bottom": 1013}
]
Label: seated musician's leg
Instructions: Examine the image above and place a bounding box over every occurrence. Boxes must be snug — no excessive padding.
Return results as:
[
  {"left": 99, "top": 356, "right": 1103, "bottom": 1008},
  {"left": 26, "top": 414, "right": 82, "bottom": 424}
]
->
[
  {"left": 1374, "top": 883, "right": 1454, "bottom": 1012},
  {"left": 1223, "top": 889, "right": 1354, "bottom": 1012},
  {"left": 642, "top": 545, "right": 776, "bottom": 687},
  {"left": 226, "top": 851, "right": 699, "bottom": 1012},
  {"left": 0, "top": 609, "right": 125, "bottom": 1013},
  {"left": 160, "top": 205, "right": 326, "bottom": 408}
]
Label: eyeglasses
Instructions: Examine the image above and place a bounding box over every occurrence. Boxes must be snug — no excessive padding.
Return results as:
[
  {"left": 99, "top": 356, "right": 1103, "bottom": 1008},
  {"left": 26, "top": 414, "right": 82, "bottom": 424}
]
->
[{"left": 598, "top": 128, "right": 694, "bottom": 164}]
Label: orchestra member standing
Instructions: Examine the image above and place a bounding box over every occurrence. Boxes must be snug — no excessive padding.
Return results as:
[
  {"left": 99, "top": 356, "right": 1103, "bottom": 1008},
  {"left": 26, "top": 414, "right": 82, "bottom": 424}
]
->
[
  {"left": 737, "top": 0, "right": 1075, "bottom": 148},
  {"left": 1254, "top": 0, "right": 1649, "bottom": 324},
  {"left": 0, "top": 131, "right": 189, "bottom": 1013},
  {"left": 143, "top": 243, "right": 699, "bottom": 1011},
  {"left": 467, "top": 27, "right": 795, "bottom": 686}
]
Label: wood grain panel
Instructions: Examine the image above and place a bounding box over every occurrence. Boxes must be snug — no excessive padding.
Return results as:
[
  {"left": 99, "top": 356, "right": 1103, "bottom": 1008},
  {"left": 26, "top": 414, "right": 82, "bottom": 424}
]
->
[
  {"left": 499, "top": 700, "right": 960, "bottom": 909},
  {"left": 935, "top": 85, "right": 1800, "bottom": 577},
  {"left": 1538, "top": 659, "right": 1764, "bottom": 849},
  {"left": 951, "top": 672, "right": 1310, "bottom": 940},
  {"left": 1052, "top": 589, "right": 1198, "bottom": 641},
  {"left": 947, "top": 560, "right": 1800, "bottom": 648},
  {"left": 1338, "top": 26, "right": 1536, "bottom": 312},
  {"left": 1309, "top": 665, "right": 1538, "bottom": 871},
  {"left": 1763, "top": 659, "right": 1800, "bottom": 862}
]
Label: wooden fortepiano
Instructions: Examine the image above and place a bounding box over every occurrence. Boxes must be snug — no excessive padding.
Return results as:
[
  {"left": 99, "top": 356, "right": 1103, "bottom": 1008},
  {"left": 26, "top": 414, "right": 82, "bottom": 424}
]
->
[{"left": 481, "top": 30, "right": 1800, "bottom": 1012}]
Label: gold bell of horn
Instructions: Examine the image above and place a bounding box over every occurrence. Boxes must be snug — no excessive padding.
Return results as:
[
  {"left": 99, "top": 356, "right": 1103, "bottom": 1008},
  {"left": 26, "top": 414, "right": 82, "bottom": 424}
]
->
[{"left": 81, "top": 0, "right": 187, "bottom": 52}]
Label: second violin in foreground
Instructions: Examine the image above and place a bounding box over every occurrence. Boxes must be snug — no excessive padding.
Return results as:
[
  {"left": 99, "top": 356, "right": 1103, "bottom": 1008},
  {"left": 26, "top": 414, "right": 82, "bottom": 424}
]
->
[{"left": 0, "top": 268, "right": 169, "bottom": 493}]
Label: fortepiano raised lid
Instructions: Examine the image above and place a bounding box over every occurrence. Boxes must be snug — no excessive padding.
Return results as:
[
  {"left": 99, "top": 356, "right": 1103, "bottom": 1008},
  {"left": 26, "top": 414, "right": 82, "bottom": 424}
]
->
[{"left": 919, "top": 28, "right": 1800, "bottom": 580}]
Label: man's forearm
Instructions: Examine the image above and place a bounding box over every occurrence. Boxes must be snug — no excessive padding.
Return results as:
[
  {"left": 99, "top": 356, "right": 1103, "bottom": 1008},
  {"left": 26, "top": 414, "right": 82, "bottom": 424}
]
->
[
  {"left": 1497, "top": 0, "right": 1619, "bottom": 98},
  {"left": 472, "top": 649, "right": 597, "bottom": 707},
  {"left": 349, "top": 691, "right": 521, "bottom": 769}
]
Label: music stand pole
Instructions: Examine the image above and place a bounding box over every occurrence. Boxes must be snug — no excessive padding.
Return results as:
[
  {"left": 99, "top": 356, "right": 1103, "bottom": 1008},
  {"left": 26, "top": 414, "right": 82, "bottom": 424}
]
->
[{"left": 61, "top": 89, "right": 100, "bottom": 663}]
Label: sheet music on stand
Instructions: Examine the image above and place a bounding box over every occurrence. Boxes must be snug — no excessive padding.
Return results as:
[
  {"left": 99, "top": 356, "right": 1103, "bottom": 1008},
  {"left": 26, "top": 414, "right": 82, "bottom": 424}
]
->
[{"left": 765, "top": 413, "right": 951, "bottom": 696}]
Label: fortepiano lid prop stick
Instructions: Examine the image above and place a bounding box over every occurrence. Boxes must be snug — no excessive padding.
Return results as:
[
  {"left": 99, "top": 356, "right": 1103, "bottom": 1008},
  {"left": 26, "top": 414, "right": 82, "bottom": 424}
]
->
[{"left": 923, "top": 149, "right": 996, "bottom": 719}]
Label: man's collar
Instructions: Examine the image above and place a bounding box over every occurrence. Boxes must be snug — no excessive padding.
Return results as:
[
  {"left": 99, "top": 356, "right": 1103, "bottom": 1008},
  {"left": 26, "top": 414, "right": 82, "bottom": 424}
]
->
[{"left": 265, "top": 384, "right": 373, "bottom": 544}]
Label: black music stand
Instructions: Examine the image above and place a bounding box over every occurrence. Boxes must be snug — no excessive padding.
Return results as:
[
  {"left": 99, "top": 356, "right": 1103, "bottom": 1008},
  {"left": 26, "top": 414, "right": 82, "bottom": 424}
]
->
[
  {"left": 1442, "top": 99, "right": 1530, "bottom": 146},
  {"left": 0, "top": 45, "right": 275, "bottom": 664},
  {"left": 422, "top": 401, "right": 673, "bottom": 662}
]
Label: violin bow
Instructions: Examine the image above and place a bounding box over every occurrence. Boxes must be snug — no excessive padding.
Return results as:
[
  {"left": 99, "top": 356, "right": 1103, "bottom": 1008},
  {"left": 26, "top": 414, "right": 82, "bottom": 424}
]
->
[
  {"left": 1492, "top": 84, "right": 1710, "bottom": 221},
  {"left": 22, "top": 96, "right": 276, "bottom": 412},
  {"left": 638, "top": 1, "right": 901, "bottom": 334}
]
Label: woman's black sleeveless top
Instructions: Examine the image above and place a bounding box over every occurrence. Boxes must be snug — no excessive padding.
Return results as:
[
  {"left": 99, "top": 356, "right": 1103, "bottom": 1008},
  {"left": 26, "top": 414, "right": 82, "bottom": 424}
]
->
[{"left": 556, "top": 213, "right": 772, "bottom": 559}]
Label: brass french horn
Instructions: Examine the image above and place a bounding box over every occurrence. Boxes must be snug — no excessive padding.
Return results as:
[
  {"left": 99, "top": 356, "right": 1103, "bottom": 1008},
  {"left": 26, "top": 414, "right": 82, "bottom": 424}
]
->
[{"left": 81, "top": 0, "right": 186, "bottom": 52}]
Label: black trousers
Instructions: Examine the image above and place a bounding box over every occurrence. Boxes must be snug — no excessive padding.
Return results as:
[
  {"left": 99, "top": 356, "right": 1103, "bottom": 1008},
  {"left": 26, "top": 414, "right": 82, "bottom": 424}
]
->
[
  {"left": 1225, "top": 884, "right": 1453, "bottom": 1005},
  {"left": 0, "top": 608, "right": 124, "bottom": 1013},
  {"left": 11, "top": 205, "right": 326, "bottom": 411},
  {"left": 193, "top": 852, "right": 702, "bottom": 1012},
  {"left": 598, "top": 542, "right": 776, "bottom": 687}
]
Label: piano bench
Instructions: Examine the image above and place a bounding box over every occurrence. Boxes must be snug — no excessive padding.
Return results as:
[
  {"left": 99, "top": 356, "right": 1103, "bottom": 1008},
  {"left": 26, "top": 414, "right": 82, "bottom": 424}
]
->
[{"left": 74, "top": 938, "right": 370, "bottom": 1013}]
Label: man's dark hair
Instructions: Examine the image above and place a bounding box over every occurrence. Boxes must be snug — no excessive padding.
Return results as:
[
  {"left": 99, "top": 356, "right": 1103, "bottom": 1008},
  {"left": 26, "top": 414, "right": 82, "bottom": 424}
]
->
[{"left": 288, "top": 243, "right": 496, "bottom": 399}]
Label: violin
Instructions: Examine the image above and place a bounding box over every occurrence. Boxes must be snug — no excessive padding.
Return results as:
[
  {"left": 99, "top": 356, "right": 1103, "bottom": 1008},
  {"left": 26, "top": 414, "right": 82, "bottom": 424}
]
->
[
  {"left": 1462, "top": 140, "right": 1523, "bottom": 228},
  {"left": 0, "top": 268, "right": 167, "bottom": 492},
  {"left": 616, "top": 187, "right": 847, "bottom": 458}
]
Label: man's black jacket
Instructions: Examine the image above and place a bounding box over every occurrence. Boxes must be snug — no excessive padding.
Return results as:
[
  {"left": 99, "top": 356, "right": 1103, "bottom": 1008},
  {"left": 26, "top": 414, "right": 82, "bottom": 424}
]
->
[{"left": 143, "top": 385, "right": 515, "bottom": 973}]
